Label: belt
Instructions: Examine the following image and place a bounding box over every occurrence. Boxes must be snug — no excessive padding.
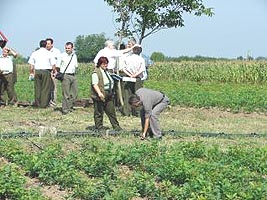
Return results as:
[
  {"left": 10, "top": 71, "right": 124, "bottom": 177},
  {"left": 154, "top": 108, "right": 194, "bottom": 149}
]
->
[
  {"left": 160, "top": 93, "right": 165, "bottom": 102},
  {"left": 154, "top": 93, "right": 165, "bottom": 108},
  {"left": 66, "top": 73, "right": 75, "bottom": 76},
  {"left": 36, "top": 69, "right": 52, "bottom": 72},
  {"left": 2, "top": 72, "right": 12, "bottom": 75}
]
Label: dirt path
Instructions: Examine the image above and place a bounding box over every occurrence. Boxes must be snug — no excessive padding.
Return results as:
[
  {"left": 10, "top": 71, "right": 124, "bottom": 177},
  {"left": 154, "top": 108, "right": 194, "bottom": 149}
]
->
[{"left": 1, "top": 105, "right": 267, "bottom": 136}]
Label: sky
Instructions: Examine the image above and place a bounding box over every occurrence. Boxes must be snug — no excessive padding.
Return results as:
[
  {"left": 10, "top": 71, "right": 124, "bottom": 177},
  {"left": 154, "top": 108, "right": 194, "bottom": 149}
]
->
[{"left": 1, "top": 0, "right": 267, "bottom": 59}]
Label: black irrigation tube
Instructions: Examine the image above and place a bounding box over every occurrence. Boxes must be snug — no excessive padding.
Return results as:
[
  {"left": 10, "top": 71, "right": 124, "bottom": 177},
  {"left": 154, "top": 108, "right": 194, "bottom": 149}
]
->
[
  {"left": 162, "top": 130, "right": 267, "bottom": 139},
  {"left": 0, "top": 130, "right": 267, "bottom": 139}
]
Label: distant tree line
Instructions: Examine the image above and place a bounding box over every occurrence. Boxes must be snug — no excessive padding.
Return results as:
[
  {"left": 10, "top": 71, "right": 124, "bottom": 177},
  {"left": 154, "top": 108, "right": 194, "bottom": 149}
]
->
[
  {"left": 151, "top": 52, "right": 267, "bottom": 62},
  {"left": 17, "top": 33, "right": 267, "bottom": 63}
]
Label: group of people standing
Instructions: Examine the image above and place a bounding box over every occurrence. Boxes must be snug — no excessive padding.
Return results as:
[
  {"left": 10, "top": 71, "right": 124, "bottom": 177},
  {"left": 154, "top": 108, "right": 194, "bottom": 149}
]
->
[
  {"left": 91, "top": 37, "right": 170, "bottom": 139},
  {"left": 28, "top": 38, "right": 78, "bottom": 114},
  {"left": 0, "top": 37, "right": 169, "bottom": 140}
]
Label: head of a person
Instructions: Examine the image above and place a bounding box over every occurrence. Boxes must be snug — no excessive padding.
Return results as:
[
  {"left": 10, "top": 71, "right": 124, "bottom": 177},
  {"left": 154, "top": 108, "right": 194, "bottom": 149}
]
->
[
  {"left": 96, "top": 56, "right": 109, "bottom": 69},
  {"left": 46, "top": 38, "right": 54, "bottom": 50},
  {"left": 128, "top": 94, "right": 142, "bottom": 108},
  {"left": 65, "top": 42, "right": 74, "bottom": 55},
  {"left": 39, "top": 40, "right": 47, "bottom": 48},
  {"left": 2, "top": 47, "right": 9, "bottom": 57},
  {"left": 127, "top": 37, "right": 136, "bottom": 48},
  {"left": 105, "top": 40, "right": 115, "bottom": 50},
  {"left": 132, "top": 46, "right": 142, "bottom": 55},
  {"left": 119, "top": 43, "right": 126, "bottom": 50}
]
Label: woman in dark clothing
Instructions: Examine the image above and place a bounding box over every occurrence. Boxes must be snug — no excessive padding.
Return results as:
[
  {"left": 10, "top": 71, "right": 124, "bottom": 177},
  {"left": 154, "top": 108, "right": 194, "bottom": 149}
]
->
[{"left": 91, "top": 56, "right": 122, "bottom": 131}]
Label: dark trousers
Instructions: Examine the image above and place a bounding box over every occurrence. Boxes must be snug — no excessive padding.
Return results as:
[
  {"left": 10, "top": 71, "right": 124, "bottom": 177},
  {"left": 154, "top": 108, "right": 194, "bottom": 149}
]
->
[
  {"left": 93, "top": 96, "right": 121, "bottom": 130},
  {"left": 34, "top": 70, "right": 52, "bottom": 108},
  {"left": 0, "top": 73, "right": 17, "bottom": 104},
  {"left": 122, "top": 77, "right": 143, "bottom": 116},
  {"left": 61, "top": 74, "right": 78, "bottom": 112}
]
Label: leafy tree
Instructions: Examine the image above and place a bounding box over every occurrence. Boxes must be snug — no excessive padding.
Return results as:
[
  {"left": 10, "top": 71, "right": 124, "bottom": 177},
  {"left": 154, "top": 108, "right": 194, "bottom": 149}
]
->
[
  {"left": 237, "top": 56, "right": 244, "bottom": 60},
  {"left": 151, "top": 52, "right": 165, "bottom": 62},
  {"left": 74, "top": 33, "right": 107, "bottom": 63},
  {"left": 255, "top": 56, "right": 267, "bottom": 61},
  {"left": 104, "top": 0, "right": 214, "bottom": 44}
]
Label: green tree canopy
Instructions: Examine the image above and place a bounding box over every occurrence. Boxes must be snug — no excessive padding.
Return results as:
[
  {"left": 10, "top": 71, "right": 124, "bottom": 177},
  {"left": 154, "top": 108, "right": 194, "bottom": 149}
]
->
[
  {"left": 104, "top": 0, "right": 214, "bottom": 44},
  {"left": 74, "top": 33, "right": 107, "bottom": 63},
  {"left": 151, "top": 52, "right": 165, "bottom": 62}
]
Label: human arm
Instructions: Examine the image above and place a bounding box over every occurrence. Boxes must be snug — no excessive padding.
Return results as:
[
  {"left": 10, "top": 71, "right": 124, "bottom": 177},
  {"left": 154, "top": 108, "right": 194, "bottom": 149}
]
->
[
  {"left": 93, "top": 84, "right": 105, "bottom": 101},
  {"left": 29, "top": 64, "right": 35, "bottom": 74},
  {"left": 122, "top": 68, "right": 133, "bottom": 77},
  {"left": 120, "top": 46, "right": 133, "bottom": 54},
  {"left": 28, "top": 64, "right": 35, "bottom": 80},
  {"left": 131, "top": 58, "right": 146, "bottom": 78},
  {"left": 6, "top": 47, "right": 17, "bottom": 58},
  {"left": 142, "top": 117, "right": 150, "bottom": 138},
  {"left": 52, "top": 64, "right": 57, "bottom": 73},
  {"left": 131, "top": 68, "right": 144, "bottom": 78},
  {"left": 92, "top": 73, "right": 105, "bottom": 101},
  {"left": 74, "top": 54, "right": 78, "bottom": 73}
]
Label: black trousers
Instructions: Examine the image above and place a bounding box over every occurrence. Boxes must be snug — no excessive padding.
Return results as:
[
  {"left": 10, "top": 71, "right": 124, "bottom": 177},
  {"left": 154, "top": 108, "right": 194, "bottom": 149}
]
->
[{"left": 93, "top": 95, "right": 121, "bottom": 130}]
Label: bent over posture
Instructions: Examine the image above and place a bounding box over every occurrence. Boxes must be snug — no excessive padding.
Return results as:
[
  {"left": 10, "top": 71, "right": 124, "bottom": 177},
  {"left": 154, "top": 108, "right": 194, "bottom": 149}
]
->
[{"left": 129, "top": 88, "right": 170, "bottom": 140}]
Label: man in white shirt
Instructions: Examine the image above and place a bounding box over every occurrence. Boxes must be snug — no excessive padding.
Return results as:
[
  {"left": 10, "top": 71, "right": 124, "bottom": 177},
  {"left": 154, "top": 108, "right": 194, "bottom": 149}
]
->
[
  {"left": 28, "top": 40, "right": 56, "bottom": 108},
  {"left": 122, "top": 46, "right": 146, "bottom": 116},
  {"left": 58, "top": 42, "right": 78, "bottom": 115},
  {"left": 0, "top": 47, "right": 17, "bottom": 105},
  {"left": 94, "top": 40, "right": 133, "bottom": 73},
  {"left": 46, "top": 38, "right": 61, "bottom": 106}
]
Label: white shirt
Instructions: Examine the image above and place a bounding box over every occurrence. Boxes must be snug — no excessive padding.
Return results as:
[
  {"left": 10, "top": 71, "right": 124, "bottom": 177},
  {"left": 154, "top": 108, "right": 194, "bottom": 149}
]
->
[
  {"left": 93, "top": 47, "right": 123, "bottom": 71},
  {"left": 92, "top": 68, "right": 114, "bottom": 90},
  {"left": 49, "top": 47, "right": 61, "bottom": 67},
  {"left": 124, "top": 54, "right": 146, "bottom": 79},
  {"left": 28, "top": 47, "right": 56, "bottom": 70},
  {"left": 118, "top": 54, "right": 127, "bottom": 71},
  {"left": 0, "top": 55, "right": 13, "bottom": 74},
  {"left": 59, "top": 52, "right": 78, "bottom": 74}
]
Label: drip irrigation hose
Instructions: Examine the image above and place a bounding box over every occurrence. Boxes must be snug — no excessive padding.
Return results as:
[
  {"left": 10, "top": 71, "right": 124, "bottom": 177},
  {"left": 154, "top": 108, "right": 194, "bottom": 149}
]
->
[{"left": 0, "top": 130, "right": 266, "bottom": 139}]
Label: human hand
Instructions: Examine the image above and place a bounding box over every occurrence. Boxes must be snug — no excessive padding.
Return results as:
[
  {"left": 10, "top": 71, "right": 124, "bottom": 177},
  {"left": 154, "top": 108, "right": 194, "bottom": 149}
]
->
[
  {"left": 98, "top": 92, "right": 105, "bottom": 101},
  {"left": 28, "top": 73, "right": 34, "bottom": 81},
  {"left": 140, "top": 133, "right": 146, "bottom": 140}
]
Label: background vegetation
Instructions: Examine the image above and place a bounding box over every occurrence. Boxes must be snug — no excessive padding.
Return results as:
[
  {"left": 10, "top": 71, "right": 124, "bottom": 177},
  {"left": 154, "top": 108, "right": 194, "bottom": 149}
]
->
[
  {"left": 13, "top": 60, "right": 267, "bottom": 113},
  {"left": 1, "top": 60, "right": 267, "bottom": 199}
]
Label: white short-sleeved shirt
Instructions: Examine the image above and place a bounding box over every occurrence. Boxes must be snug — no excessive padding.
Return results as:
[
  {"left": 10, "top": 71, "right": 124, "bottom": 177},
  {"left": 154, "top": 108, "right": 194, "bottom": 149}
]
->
[
  {"left": 59, "top": 52, "right": 78, "bottom": 74},
  {"left": 92, "top": 68, "right": 114, "bottom": 90},
  {"left": 28, "top": 47, "right": 56, "bottom": 70},
  {"left": 118, "top": 54, "right": 127, "bottom": 71},
  {"left": 124, "top": 54, "right": 146, "bottom": 78},
  {"left": 50, "top": 47, "right": 61, "bottom": 67},
  {"left": 93, "top": 47, "right": 123, "bottom": 71},
  {"left": 0, "top": 55, "right": 14, "bottom": 74}
]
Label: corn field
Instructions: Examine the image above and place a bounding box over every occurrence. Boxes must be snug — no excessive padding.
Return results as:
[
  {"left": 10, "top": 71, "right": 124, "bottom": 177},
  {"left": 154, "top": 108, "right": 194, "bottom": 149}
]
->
[{"left": 150, "top": 60, "right": 267, "bottom": 83}]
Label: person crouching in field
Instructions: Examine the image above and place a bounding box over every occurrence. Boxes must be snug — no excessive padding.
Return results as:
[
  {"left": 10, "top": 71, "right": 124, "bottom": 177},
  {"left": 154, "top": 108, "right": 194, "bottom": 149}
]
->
[
  {"left": 129, "top": 88, "right": 170, "bottom": 140},
  {"left": 90, "top": 56, "right": 122, "bottom": 131}
]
